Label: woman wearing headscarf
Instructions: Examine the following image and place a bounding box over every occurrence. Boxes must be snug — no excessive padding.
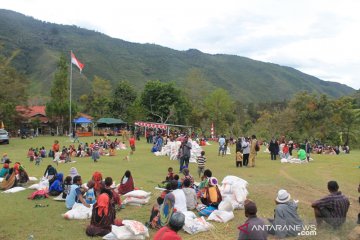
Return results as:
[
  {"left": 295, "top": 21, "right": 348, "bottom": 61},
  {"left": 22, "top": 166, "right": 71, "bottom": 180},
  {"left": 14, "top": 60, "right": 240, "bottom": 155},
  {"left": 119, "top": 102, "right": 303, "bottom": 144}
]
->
[
  {"left": 92, "top": 171, "right": 104, "bottom": 196},
  {"left": 48, "top": 173, "right": 64, "bottom": 196},
  {"left": 69, "top": 167, "right": 79, "bottom": 183},
  {"left": 86, "top": 187, "right": 122, "bottom": 237},
  {"left": 0, "top": 162, "right": 10, "bottom": 177},
  {"left": 201, "top": 177, "right": 222, "bottom": 208},
  {"left": 14, "top": 162, "right": 29, "bottom": 184},
  {"left": 0, "top": 167, "right": 17, "bottom": 190},
  {"left": 117, "top": 170, "right": 134, "bottom": 195}
]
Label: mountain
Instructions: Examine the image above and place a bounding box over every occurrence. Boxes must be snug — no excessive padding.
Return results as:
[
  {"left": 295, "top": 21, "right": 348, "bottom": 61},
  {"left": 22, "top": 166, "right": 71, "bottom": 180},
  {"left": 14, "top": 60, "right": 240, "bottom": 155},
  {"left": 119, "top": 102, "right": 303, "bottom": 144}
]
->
[{"left": 0, "top": 9, "right": 355, "bottom": 103}]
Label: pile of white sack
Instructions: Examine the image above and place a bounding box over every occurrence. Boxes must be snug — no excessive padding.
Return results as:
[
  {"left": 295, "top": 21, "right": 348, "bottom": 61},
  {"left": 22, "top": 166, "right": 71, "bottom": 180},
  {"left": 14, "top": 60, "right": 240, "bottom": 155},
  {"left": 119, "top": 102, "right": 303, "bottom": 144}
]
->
[
  {"left": 103, "top": 220, "right": 149, "bottom": 240},
  {"left": 63, "top": 202, "right": 93, "bottom": 220},
  {"left": 28, "top": 177, "right": 49, "bottom": 190},
  {"left": 219, "top": 176, "right": 249, "bottom": 210},
  {"left": 122, "top": 190, "right": 151, "bottom": 206},
  {"left": 182, "top": 211, "right": 214, "bottom": 235},
  {"left": 281, "top": 158, "right": 312, "bottom": 164},
  {"left": 208, "top": 200, "right": 235, "bottom": 223},
  {"left": 154, "top": 139, "right": 203, "bottom": 163}
]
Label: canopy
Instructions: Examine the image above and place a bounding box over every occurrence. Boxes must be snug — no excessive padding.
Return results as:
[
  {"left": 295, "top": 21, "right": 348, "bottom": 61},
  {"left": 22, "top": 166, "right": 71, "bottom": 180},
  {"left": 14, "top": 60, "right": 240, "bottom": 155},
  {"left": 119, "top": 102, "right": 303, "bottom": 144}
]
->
[
  {"left": 73, "top": 117, "right": 92, "bottom": 124},
  {"left": 134, "top": 121, "right": 167, "bottom": 129},
  {"left": 97, "top": 118, "right": 125, "bottom": 125}
]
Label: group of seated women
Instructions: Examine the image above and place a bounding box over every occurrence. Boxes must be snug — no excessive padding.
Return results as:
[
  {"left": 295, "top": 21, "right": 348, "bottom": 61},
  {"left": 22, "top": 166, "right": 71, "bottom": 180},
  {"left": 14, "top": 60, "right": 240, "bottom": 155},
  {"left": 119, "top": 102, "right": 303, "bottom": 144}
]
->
[{"left": 0, "top": 160, "right": 29, "bottom": 190}]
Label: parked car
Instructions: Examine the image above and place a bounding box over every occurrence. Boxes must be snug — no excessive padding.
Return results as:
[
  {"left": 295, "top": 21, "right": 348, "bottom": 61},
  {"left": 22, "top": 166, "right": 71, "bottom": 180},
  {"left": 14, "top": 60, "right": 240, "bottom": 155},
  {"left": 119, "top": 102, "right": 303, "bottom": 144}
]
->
[{"left": 0, "top": 129, "right": 10, "bottom": 144}]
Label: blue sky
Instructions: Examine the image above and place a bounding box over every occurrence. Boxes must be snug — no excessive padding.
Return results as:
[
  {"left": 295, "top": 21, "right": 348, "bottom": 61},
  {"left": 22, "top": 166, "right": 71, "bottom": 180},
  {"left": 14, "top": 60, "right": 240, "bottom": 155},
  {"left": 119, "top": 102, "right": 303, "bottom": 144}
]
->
[{"left": 2, "top": 0, "right": 359, "bottom": 89}]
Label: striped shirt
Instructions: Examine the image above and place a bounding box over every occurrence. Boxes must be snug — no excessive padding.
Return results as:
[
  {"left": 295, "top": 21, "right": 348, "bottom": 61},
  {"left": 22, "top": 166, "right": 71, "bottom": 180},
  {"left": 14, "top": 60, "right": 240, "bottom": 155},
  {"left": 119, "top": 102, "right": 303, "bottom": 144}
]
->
[
  {"left": 312, "top": 191, "right": 350, "bottom": 226},
  {"left": 197, "top": 155, "right": 206, "bottom": 167}
]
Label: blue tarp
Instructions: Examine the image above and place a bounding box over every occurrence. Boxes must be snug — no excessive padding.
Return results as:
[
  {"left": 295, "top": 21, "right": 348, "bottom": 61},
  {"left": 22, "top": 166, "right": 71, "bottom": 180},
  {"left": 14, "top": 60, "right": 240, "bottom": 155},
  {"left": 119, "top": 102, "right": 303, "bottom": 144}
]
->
[{"left": 73, "top": 117, "right": 92, "bottom": 124}]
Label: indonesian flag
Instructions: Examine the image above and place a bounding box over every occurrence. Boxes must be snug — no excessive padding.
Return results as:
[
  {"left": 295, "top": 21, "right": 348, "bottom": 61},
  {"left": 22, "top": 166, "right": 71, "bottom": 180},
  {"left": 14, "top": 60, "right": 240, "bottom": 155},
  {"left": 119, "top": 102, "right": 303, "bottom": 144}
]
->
[{"left": 71, "top": 51, "right": 84, "bottom": 72}]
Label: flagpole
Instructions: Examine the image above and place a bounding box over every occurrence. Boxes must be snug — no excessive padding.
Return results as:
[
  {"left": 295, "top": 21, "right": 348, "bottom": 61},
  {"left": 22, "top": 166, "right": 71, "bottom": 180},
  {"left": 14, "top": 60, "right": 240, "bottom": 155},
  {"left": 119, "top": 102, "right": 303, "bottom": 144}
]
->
[{"left": 69, "top": 50, "right": 73, "bottom": 137}]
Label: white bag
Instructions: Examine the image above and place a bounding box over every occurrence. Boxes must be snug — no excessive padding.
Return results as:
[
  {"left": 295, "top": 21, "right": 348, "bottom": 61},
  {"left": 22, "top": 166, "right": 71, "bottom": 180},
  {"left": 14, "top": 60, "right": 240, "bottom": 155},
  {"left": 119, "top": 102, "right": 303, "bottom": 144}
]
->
[
  {"left": 29, "top": 177, "right": 38, "bottom": 181},
  {"left": 63, "top": 203, "right": 93, "bottom": 219},
  {"left": 122, "top": 220, "right": 149, "bottom": 237},
  {"left": 123, "top": 190, "right": 151, "bottom": 199},
  {"left": 110, "top": 225, "right": 145, "bottom": 240},
  {"left": 28, "top": 184, "right": 40, "bottom": 190},
  {"left": 218, "top": 200, "right": 234, "bottom": 212},
  {"left": 2, "top": 186, "right": 26, "bottom": 193},
  {"left": 208, "top": 210, "right": 234, "bottom": 223},
  {"left": 183, "top": 216, "right": 214, "bottom": 235},
  {"left": 123, "top": 196, "right": 150, "bottom": 205}
]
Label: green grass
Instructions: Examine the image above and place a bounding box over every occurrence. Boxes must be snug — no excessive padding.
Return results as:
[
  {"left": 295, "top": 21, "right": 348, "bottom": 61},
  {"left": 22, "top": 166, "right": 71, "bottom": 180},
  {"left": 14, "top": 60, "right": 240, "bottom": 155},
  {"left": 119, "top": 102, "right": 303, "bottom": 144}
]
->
[{"left": 0, "top": 136, "right": 359, "bottom": 240}]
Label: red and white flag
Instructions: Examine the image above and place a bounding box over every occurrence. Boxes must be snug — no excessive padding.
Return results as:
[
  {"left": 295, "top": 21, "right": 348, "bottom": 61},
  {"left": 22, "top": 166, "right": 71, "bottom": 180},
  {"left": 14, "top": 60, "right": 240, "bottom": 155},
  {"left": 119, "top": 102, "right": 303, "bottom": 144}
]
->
[
  {"left": 71, "top": 51, "right": 84, "bottom": 72},
  {"left": 211, "top": 122, "right": 214, "bottom": 138}
]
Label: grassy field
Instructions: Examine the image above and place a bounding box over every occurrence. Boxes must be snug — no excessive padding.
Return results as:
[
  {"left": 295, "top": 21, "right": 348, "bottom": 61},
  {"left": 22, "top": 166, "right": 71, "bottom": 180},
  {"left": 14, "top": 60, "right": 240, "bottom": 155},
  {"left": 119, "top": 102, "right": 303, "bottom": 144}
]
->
[{"left": 0, "top": 136, "right": 359, "bottom": 240}]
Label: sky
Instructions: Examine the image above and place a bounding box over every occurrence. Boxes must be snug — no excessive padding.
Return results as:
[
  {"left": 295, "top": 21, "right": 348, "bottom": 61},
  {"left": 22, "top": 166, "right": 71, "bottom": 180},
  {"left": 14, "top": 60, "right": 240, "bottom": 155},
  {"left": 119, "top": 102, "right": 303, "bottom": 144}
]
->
[{"left": 1, "top": 0, "right": 360, "bottom": 89}]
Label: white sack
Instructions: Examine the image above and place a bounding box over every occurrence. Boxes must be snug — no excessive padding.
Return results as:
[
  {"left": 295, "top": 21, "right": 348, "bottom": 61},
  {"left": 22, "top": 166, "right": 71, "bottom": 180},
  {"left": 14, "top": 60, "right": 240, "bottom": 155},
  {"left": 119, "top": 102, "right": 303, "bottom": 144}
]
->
[
  {"left": 208, "top": 210, "right": 234, "bottom": 223},
  {"left": 2, "top": 186, "right": 26, "bottom": 193},
  {"left": 63, "top": 202, "right": 93, "bottom": 219},
  {"left": 183, "top": 216, "right": 214, "bottom": 235},
  {"left": 123, "top": 190, "right": 151, "bottom": 199}
]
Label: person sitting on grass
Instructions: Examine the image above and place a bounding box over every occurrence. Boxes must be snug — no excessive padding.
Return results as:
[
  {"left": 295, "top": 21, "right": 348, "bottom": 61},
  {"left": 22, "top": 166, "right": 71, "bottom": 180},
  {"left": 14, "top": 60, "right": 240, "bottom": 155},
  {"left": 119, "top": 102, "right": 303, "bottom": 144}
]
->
[
  {"left": 48, "top": 173, "right": 64, "bottom": 196},
  {"left": 85, "top": 180, "right": 96, "bottom": 205},
  {"left": 200, "top": 177, "right": 222, "bottom": 208},
  {"left": 0, "top": 167, "right": 17, "bottom": 190},
  {"left": 117, "top": 170, "right": 135, "bottom": 195},
  {"left": 297, "top": 145, "right": 307, "bottom": 162},
  {"left": 14, "top": 162, "right": 29, "bottom": 184},
  {"left": 65, "top": 175, "right": 90, "bottom": 209},
  {"left": 158, "top": 167, "right": 174, "bottom": 188},
  {"left": 86, "top": 186, "right": 123, "bottom": 237},
  {"left": 92, "top": 171, "right": 104, "bottom": 197},
  {"left": 0, "top": 162, "right": 10, "bottom": 177},
  {"left": 311, "top": 181, "right": 350, "bottom": 228},
  {"left": 268, "top": 189, "right": 303, "bottom": 238},
  {"left": 180, "top": 168, "right": 194, "bottom": 188},
  {"left": 182, "top": 178, "right": 197, "bottom": 210},
  {"left": 44, "top": 165, "right": 57, "bottom": 186},
  {"left": 104, "top": 177, "right": 122, "bottom": 209},
  {"left": 238, "top": 200, "right": 268, "bottom": 240},
  {"left": 153, "top": 212, "right": 185, "bottom": 240},
  {"left": 62, "top": 176, "right": 72, "bottom": 199}
]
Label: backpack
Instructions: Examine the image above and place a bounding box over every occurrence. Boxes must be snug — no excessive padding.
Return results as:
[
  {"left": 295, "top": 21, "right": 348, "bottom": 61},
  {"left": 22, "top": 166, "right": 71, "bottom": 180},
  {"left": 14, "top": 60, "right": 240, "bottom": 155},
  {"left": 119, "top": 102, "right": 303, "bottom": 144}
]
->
[{"left": 255, "top": 141, "right": 260, "bottom": 152}]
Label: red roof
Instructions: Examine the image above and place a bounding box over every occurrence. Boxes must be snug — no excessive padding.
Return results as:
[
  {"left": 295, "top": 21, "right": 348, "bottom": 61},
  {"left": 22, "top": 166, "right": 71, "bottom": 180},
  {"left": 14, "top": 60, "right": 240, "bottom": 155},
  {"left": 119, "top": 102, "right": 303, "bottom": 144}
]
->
[{"left": 16, "top": 106, "right": 48, "bottom": 123}]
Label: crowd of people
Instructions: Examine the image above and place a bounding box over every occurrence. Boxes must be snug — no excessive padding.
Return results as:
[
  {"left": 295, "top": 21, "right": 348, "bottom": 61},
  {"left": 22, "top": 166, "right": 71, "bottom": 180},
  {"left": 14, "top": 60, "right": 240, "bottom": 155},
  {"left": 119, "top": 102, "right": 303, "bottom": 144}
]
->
[{"left": 0, "top": 133, "right": 358, "bottom": 240}]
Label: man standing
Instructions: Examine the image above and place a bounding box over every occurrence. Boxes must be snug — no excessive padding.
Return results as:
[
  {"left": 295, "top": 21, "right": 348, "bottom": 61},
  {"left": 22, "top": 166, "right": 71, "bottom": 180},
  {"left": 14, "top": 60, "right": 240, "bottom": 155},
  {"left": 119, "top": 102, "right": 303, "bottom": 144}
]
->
[
  {"left": 249, "top": 135, "right": 258, "bottom": 167},
  {"left": 218, "top": 135, "right": 226, "bottom": 156},
  {"left": 311, "top": 181, "right": 350, "bottom": 228},
  {"left": 305, "top": 139, "right": 311, "bottom": 161},
  {"left": 178, "top": 136, "right": 192, "bottom": 172}
]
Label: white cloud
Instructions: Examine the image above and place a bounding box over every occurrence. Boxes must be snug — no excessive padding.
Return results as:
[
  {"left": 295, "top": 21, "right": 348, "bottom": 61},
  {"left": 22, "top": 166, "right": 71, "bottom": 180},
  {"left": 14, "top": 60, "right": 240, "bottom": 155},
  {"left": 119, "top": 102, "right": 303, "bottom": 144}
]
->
[{"left": 1, "top": 0, "right": 359, "bottom": 89}]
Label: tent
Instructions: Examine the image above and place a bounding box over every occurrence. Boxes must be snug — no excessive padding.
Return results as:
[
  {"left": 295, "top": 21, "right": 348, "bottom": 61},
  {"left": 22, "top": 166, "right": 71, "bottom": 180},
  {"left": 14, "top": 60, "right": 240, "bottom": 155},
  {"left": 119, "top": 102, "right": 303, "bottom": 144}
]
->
[
  {"left": 73, "top": 117, "right": 92, "bottom": 124},
  {"left": 97, "top": 118, "right": 125, "bottom": 125},
  {"left": 73, "top": 117, "right": 93, "bottom": 136}
]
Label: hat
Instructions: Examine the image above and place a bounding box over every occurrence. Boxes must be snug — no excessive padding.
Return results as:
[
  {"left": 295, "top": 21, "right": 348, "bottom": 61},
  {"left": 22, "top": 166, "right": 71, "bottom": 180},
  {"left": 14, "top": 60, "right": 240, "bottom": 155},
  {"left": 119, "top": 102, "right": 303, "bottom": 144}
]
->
[
  {"left": 3, "top": 153, "right": 7, "bottom": 156},
  {"left": 276, "top": 189, "right": 291, "bottom": 203},
  {"left": 69, "top": 167, "right": 79, "bottom": 178},
  {"left": 209, "top": 177, "right": 218, "bottom": 186}
]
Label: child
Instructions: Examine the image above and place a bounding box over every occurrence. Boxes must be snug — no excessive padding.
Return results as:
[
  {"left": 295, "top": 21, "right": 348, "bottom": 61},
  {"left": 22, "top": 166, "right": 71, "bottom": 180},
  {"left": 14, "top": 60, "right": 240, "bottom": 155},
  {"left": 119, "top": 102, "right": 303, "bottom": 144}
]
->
[
  {"left": 62, "top": 176, "right": 72, "bottom": 199},
  {"left": 236, "top": 151, "right": 243, "bottom": 167},
  {"left": 174, "top": 174, "right": 181, "bottom": 189},
  {"left": 196, "top": 151, "right": 206, "bottom": 178},
  {"left": 34, "top": 152, "right": 42, "bottom": 166},
  {"left": 129, "top": 135, "right": 136, "bottom": 155},
  {"left": 85, "top": 180, "right": 96, "bottom": 204},
  {"left": 158, "top": 167, "right": 174, "bottom": 188},
  {"left": 27, "top": 148, "right": 35, "bottom": 162},
  {"left": 183, "top": 178, "right": 197, "bottom": 210}
]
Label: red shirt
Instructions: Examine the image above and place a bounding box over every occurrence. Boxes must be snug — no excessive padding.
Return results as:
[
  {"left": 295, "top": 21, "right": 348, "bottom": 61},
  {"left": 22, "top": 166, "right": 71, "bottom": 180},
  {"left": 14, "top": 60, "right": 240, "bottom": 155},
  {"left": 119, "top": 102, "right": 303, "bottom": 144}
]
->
[
  {"left": 153, "top": 226, "right": 182, "bottom": 240},
  {"left": 129, "top": 138, "right": 135, "bottom": 146}
]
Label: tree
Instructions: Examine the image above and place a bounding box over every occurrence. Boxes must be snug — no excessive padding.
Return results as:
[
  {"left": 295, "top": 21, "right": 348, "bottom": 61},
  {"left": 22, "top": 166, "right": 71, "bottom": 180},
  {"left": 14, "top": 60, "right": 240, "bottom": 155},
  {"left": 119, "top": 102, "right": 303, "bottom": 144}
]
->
[
  {"left": 0, "top": 48, "right": 28, "bottom": 130},
  {"left": 109, "top": 80, "right": 137, "bottom": 120},
  {"left": 46, "top": 54, "right": 76, "bottom": 134},
  {"left": 140, "top": 80, "right": 190, "bottom": 124},
  {"left": 90, "top": 76, "right": 112, "bottom": 118},
  {"left": 203, "top": 88, "right": 235, "bottom": 135}
]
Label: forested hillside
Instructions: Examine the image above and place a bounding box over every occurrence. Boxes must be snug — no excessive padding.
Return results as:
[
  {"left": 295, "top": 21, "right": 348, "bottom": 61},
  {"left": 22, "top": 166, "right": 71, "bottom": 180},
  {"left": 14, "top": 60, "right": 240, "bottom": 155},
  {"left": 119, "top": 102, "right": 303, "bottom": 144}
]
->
[{"left": 0, "top": 9, "right": 355, "bottom": 103}]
